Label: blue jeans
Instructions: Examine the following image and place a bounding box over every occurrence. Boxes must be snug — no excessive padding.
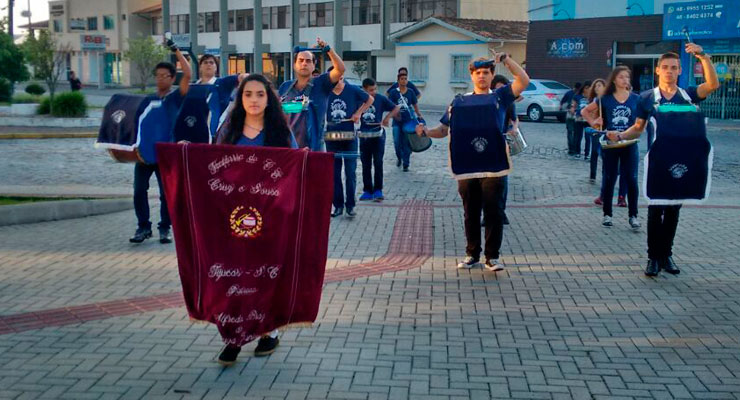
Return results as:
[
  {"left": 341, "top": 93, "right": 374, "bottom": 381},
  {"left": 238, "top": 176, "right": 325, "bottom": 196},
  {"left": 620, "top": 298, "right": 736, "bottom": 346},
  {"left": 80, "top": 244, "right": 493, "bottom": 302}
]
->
[
  {"left": 133, "top": 162, "right": 170, "bottom": 231},
  {"left": 583, "top": 126, "right": 592, "bottom": 158},
  {"left": 392, "top": 125, "right": 411, "bottom": 168},
  {"left": 590, "top": 133, "right": 601, "bottom": 179},
  {"left": 326, "top": 139, "right": 358, "bottom": 210},
  {"left": 360, "top": 134, "right": 385, "bottom": 193},
  {"left": 602, "top": 144, "right": 639, "bottom": 218}
]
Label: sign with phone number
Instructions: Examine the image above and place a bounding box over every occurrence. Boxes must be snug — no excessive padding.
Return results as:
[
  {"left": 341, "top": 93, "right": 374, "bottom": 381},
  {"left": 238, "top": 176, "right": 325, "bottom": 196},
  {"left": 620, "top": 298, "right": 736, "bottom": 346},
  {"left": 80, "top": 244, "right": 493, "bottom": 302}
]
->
[{"left": 663, "top": 0, "right": 740, "bottom": 40}]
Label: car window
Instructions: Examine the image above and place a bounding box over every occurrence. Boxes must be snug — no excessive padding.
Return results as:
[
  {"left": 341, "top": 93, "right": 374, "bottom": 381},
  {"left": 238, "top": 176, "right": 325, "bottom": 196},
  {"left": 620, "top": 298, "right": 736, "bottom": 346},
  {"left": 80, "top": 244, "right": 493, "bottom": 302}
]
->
[
  {"left": 523, "top": 83, "right": 536, "bottom": 92},
  {"left": 541, "top": 81, "right": 570, "bottom": 90}
]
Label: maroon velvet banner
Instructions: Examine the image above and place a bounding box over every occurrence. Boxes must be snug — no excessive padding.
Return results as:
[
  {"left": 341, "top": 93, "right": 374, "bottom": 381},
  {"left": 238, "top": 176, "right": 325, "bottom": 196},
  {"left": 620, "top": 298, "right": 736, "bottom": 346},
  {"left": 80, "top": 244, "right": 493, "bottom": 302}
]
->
[{"left": 156, "top": 143, "right": 333, "bottom": 346}]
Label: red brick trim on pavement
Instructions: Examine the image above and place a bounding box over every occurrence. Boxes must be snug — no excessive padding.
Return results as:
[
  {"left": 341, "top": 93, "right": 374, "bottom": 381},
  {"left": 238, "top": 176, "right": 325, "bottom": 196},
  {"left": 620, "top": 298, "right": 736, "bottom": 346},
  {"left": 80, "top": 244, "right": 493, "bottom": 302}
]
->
[{"left": 0, "top": 200, "right": 434, "bottom": 335}]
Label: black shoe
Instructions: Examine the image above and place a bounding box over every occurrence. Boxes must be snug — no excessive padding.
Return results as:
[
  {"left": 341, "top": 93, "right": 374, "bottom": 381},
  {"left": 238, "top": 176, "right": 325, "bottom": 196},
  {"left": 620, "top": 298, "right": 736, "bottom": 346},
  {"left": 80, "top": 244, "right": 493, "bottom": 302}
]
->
[
  {"left": 346, "top": 208, "right": 356, "bottom": 218},
  {"left": 218, "top": 345, "right": 241, "bottom": 367},
  {"left": 645, "top": 259, "right": 660, "bottom": 277},
  {"left": 254, "top": 335, "right": 279, "bottom": 357},
  {"left": 331, "top": 207, "right": 343, "bottom": 218},
  {"left": 403, "top": 166, "right": 409, "bottom": 172},
  {"left": 661, "top": 257, "right": 680, "bottom": 275},
  {"left": 129, "top": 228, "right": 152, "bottom": 243},
  {"left": 159, "top": 229, "right": 172, "bottom": 244},
  {"left": 396, "top": 159, "right": 401, "bottom": 167}
]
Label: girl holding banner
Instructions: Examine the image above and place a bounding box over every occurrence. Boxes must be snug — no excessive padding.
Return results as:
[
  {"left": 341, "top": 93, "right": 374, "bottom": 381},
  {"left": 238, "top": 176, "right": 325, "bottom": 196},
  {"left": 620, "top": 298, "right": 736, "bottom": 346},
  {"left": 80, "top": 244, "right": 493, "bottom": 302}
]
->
[{"left": 214, "top": 74, "right": 298, "bottom": 366}]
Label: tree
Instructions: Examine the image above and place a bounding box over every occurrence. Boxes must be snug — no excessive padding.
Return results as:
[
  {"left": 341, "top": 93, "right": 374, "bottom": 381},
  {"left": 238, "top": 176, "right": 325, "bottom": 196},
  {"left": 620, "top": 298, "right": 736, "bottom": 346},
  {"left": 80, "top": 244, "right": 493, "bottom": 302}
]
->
[
  {"left": 123, "top": 36, "right": 169, "bottom": 92},
  {"left": 352, "top": 61, "right": 368, "bottom": 80},
  {"left": 0, "top": 18, "right": 30, "bottom": 83},
  {"left": 22, "top": 30, "right": 71, "bottom": 103}
]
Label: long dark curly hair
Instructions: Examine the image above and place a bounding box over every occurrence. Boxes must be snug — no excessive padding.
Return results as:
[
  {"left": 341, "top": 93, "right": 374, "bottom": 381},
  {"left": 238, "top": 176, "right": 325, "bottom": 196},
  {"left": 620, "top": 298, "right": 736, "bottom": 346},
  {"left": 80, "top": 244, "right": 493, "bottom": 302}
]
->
[{"left": 221, "top": 74, "right": 292, "bottom": 148}]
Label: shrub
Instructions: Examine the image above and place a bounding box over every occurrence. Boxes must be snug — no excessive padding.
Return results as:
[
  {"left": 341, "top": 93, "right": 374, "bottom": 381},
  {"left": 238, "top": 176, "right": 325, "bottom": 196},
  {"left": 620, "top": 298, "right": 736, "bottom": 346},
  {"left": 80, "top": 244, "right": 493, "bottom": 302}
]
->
[
  {"left": 25, "top": 83, "right": 46, "bottom": 95},
  {"left": 12, "top": 93, "right": 41, "bottom": 103},
  {"left": 37, "top": 96, "right": 51, "bottom": 114},
  {"left": 0, "top": 78, "right": 11, "bottom": 103},
  {"left": 51, "top": 91, "right": 87, "bottom": 117}
]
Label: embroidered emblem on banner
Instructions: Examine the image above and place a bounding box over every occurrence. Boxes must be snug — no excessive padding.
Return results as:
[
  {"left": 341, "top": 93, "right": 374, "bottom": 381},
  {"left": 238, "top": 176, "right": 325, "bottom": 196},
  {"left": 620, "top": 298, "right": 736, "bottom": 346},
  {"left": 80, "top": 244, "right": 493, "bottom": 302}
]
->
[
  {"left": 111, "top": 110, "right": 126, "bottom": 124},
  {"left": 471, "top": 137, "right": 488, "bottom": 153},
  {"left": 185, "top": 116, "right": 197, "bottom": 128},
  {"left": 229, "top": 206, "right": 263, "bottom": 238},
  {"left": 669, "top": 164, "right": 688, "bottom": 179}
]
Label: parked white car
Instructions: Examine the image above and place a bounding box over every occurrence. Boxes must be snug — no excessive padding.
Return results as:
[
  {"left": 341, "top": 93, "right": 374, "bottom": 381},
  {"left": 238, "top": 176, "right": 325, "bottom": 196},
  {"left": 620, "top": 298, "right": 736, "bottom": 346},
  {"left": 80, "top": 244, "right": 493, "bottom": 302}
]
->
[{"left": 515, "top": 79, "right": 571, "bottom": 122}]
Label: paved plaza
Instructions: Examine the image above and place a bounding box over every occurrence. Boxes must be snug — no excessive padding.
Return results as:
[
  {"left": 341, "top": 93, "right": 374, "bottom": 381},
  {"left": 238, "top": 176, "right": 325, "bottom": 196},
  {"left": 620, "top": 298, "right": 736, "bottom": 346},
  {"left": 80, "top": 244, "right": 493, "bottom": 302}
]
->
[{"left": 1, "top": 117, "right": 740, "bottom": 399}]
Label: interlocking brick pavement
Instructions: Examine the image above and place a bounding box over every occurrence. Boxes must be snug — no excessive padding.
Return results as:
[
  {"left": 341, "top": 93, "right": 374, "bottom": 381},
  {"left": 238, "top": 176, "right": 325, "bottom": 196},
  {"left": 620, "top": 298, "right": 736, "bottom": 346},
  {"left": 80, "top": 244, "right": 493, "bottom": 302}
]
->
[{"left": 1, "top": 116, "right": 740, "bottom": 399}]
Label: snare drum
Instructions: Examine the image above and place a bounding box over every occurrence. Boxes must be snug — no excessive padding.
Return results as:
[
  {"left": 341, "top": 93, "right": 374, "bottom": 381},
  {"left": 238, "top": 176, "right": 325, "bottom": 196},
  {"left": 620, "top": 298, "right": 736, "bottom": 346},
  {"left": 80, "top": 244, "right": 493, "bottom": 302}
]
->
[
  {"left": 599, "top": 137, "right": 640, "bottom": 149},
  {"left": 324, "top": 131, "right": 356, "bottom": 141},
  {"left": 401, "top": 119, "right": 419, "bottom": 135},
  {"left": 506, "top": 127, "right": 528, "bottom": 156},
  {"left": 357, "top": 129, "right": 384, "bottom": 138}
]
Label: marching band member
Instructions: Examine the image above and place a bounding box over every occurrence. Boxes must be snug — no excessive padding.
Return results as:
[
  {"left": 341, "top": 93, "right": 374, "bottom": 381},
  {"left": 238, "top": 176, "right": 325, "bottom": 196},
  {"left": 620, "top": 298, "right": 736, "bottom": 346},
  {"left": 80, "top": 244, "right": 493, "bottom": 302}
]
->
[
  {"left": 359, "top": 78, "right": 400, "bottom": 202},
  {"left": 278, "top": 38, "right": 346, "bottom": 151},
  {"left": 214, "top": 74, "right": 298, "bottom": 366},
  {"left": 607, "top": 46, "right": 720, "bottom": 276},
  {"left": 324, "top": 69, "right": 373, "bottom": 218},
  {"left": 582, "top": 68, "right": 641, "bottom": 229},
  {"left": 389, "top": 71, "right": 424, "bottom": 172},
  {"left": 418, "top": 54, "right": 529, "bottom": 271},
  {"left": 129, "top": 38, "right": 191, "bottom": 244}
]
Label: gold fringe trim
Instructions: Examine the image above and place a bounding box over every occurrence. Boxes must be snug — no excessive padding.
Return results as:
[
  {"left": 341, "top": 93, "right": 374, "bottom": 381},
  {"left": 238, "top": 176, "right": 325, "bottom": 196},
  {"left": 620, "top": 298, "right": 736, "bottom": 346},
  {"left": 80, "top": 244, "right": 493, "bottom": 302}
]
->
[{"left": 189, "top": 317, "right": 211, "bottom": 325}]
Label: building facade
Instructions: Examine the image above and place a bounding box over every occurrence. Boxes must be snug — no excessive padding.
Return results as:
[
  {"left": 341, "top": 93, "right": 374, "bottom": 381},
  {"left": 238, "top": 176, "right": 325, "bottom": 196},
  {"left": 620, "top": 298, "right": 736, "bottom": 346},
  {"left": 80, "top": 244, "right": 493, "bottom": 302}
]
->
[
  {"left": 47, "top": 0, "right": 160, "bottom": 87},
  {"left": 388, "top": 17, "right": 528, "bottom": 105},
  {"left": 144, "top": 0, "right": 528, "bottom": 88},
  {"left": 526, "top": 0, "right": 740, "bottom": 119}
]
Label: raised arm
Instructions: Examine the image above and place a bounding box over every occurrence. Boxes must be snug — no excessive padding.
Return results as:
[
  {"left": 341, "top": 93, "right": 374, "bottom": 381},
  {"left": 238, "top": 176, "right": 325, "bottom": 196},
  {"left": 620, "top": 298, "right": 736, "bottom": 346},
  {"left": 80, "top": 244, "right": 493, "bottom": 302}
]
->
[
  {"left": 318, "top": 38, "right": 346, "bottom": 84},
  {"left": 494, "top": 51, "right": 530, "bottom": 98},
  {"left": 175, "top": 50, "right": 191, "bottom": 97},
  {"left": 686, "top": 43, "right": 720, "bottom": 99}
]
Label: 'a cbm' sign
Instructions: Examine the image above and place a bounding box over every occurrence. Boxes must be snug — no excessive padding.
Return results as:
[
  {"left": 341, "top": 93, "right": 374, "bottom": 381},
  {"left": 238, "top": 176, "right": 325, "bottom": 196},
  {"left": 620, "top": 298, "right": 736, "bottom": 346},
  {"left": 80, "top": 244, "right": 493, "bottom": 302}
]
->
[{"left": 547, "top": 38, "right": 588, "bottom": 58}]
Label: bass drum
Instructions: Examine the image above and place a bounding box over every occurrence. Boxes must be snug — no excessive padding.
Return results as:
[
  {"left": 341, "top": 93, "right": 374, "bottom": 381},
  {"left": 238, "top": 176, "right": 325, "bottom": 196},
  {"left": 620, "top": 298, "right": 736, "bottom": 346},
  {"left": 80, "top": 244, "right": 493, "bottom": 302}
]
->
[{"left": 408, "top": 132, "right": 432, "bottom": 153}]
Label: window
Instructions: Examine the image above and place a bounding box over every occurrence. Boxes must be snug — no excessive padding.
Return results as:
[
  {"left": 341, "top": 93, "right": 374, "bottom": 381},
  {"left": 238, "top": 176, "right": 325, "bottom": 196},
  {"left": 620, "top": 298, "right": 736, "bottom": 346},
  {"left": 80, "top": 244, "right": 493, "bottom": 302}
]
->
[
  {"left": 234, "top": 9, "right": 253, "bottom": 31},
  {"left": 541, "top": 81, "right": 571, "bottom": 90},
  {"left": 87, "top": 16, "right": 98, "bottom": 31},
  {"left": 179, "top": 15, "right": 190, "bottom": 34},
  {"left": 69, "top": 18, "right": 86, "bottom": 31},
  {"left": 53, "top": 19, "right": 63, "bottom": 32},
  {"left": 302, "top": 2, "right": 333, "bottom": 27},
  {"left": 151, "top": 16, "right": 162, "bottom": 35},
  {"left": 409, "top": 55, "right": 428, "bottom": 81},
  {"left": 229, "top": 10, "right": 235, "bottom": 31},
  {"left": 103, "top": 15, "right": 114, "bottom": 30},
  {"left": 352, "top": 0, "right": 380, "bottom": 25},
  {"left": 342, "top": 0, "right": 351, "bottom": 24},
  {"left": 276, "top": 6, "right": 289, "bottom": 29},
  {"left": 198, "top": 12, "right": 219, "bottom": 33},
  {"left": 450, "top": 54, "right": 471, "bottom": 82},
  {"left": 524, "top": 82, "right": 536, "bottom": 92},
  {"left": 399, "top": 0, "right": 456, "bottom": 22}
]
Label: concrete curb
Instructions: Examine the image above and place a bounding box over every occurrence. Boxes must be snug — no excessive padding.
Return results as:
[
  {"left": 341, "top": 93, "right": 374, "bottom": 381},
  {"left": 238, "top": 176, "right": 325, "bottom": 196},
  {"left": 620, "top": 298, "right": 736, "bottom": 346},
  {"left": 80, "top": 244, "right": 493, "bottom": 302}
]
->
[
  {"left": 0, "top": 132, "right": 97, "bottom": 140},
  {"left": 0, "top": 198, "right": 132, "bottom": 227},
  {"left": 0, "top": 116, "right": 101, "bottom": 128}
]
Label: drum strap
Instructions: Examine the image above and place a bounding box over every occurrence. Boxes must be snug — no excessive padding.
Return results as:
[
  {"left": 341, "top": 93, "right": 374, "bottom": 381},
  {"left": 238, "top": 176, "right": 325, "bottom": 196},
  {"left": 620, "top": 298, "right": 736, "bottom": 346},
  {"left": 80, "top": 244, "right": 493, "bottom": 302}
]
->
[
  {"left": 396, "top": 88, "right": 417, "bottom": 120},
  {"left": 651, "top": 86, "right": 699, "bottom": 141}
]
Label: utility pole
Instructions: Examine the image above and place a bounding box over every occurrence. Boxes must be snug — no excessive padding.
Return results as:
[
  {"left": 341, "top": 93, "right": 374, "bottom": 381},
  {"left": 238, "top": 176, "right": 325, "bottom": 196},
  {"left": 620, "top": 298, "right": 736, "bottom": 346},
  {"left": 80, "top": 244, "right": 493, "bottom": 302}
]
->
[{"left": 8, "top": 0, "right": 14, "bottom": 37}]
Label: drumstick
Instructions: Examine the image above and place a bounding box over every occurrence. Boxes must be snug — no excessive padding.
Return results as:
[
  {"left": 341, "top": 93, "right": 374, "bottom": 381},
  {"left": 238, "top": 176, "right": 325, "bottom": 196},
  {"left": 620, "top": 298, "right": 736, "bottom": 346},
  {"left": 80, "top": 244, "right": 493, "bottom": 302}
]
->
[{"left": 364, "top": 122, "right": 383, "bottom": 126}]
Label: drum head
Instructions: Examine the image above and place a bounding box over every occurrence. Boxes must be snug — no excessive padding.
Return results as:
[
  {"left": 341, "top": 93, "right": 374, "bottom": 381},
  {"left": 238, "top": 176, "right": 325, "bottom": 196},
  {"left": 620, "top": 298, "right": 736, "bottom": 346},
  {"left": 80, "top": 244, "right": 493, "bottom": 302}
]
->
[
  {"left": 600, "top": 138, "right": 639, "bottom": 149},
  {"left": 408, "top": 133, "right": 432, "bottom": 153}
]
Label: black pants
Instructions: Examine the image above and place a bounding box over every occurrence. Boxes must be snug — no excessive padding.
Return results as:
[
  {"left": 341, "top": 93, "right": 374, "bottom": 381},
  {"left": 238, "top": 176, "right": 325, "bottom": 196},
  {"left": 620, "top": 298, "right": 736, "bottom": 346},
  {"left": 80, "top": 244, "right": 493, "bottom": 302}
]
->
[
  {"left": 647, "top": 205, "right": 681, "bottom": 260},
  {"left": 458, "top": 177, "right": 506, "bottom": 260},
  {"left": 572, "top": 121, "right": 586, "bottom": 155},
  {"left": 133, "top": 162, "right": 170, "bottom": 231},
  {"left": 360, "top": 135, "right": 384, "bottom": 193},
  {"left": 566, "top": 118, "right": 575, "bottom": 154}
]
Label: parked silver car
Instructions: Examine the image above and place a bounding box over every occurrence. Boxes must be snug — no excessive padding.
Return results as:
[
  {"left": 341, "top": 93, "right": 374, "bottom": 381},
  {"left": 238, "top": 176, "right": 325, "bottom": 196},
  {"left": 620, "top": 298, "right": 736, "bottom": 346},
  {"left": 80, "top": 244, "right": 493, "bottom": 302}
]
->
[{"left": 516, "top": 79, "right": 571, "bottom": 122}]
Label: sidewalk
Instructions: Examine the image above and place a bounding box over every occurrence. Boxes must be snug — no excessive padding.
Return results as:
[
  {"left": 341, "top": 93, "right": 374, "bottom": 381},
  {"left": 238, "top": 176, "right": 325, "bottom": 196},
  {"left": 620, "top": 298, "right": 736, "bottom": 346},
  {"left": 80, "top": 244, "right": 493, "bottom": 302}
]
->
[{"left": 1, "top": 118, "right": 740, "bottom": 399}]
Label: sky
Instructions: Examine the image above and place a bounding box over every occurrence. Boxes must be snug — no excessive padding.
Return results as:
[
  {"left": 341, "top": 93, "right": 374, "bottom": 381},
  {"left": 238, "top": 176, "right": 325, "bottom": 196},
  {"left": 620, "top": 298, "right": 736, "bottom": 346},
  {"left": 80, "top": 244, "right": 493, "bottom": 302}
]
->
[{"left": 1, "top": 0, "right": 50, "bottom": 34}]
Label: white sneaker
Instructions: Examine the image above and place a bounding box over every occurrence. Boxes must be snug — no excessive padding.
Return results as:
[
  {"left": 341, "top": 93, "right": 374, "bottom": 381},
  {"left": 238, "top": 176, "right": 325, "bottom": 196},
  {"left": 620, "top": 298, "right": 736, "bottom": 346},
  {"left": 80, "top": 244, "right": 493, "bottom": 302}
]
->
[
  {"left": 457, "top": 256, "right": 480, "bottom": 269},
  {"left": 602, "top": 215, "right": 613, "bottom": 227},
  {"left": 629, "top": 216, "right": 641, "bottom": 229},
  {"left": 484, "top": 259, "right": 504, "bottom": 272}
]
